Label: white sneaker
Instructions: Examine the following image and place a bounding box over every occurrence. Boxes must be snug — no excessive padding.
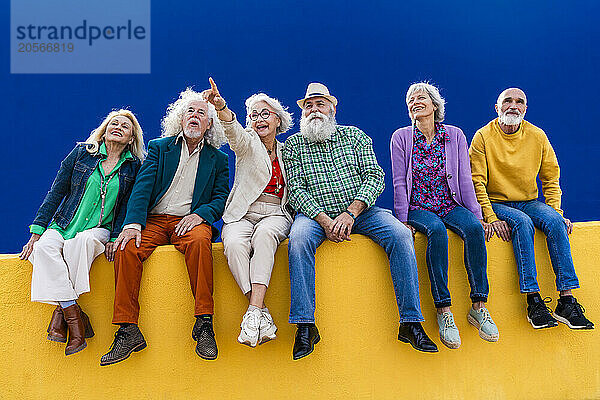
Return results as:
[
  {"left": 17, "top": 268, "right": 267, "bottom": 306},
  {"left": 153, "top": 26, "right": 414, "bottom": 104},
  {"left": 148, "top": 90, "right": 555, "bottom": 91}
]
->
[
  {"left": 238, "top": 308, "right": 261, "bottom": 347},
  {"left": 258, "top": 308, "right": 277, "bottom": 345}
]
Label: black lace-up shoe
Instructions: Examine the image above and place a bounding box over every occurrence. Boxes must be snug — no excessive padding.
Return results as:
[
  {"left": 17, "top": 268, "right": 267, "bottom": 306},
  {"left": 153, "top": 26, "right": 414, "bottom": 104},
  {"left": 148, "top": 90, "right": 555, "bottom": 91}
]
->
[
  {"left": 100, "top": 324, "right": 147, "bottom": 366},
  {"left": 398, "top": 322, "right": 438, "bottom": 353},
  {"left": 553, "top": 296, "right": 594, "bottom": 330},
  {"left": 292, "top": 324, "right": 320, "bottom": 360},
  {"left": 192, "top": 318, "right": 218, "bottom": 360},
  {"left": 526, "top": 294, "right": 558, "bottom": 329}
]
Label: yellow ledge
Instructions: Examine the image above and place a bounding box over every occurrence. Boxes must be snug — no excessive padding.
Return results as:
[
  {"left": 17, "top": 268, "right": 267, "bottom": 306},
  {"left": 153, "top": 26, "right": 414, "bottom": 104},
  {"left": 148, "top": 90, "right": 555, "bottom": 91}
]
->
[{"left": 1, "top": 222, "right": 599, "bottom": 400}]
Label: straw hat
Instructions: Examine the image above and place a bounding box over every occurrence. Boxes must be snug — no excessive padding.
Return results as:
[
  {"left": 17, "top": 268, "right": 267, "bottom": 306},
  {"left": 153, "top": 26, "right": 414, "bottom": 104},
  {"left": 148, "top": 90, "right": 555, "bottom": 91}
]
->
[{"left": 296, "top": 82, "right": 338, "bottom": 108}]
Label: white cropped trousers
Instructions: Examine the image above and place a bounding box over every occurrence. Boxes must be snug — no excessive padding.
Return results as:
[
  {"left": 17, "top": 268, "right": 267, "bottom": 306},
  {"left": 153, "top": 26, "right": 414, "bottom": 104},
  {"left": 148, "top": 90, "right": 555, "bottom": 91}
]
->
[
  {"left": 222, "top": 201, "right": 291, "bottom": 294},
  {"left": 30, "top": 228, "right": 109, "bottom": 305}
]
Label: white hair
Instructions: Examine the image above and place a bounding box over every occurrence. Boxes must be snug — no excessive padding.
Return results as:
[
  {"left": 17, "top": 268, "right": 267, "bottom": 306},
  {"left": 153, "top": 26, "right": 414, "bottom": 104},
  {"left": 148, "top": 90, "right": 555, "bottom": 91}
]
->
[
  {"left": 405, "top": 82, "right": 446, "bottom": 122},
  {"left": 161, "top": 87, "right": 226, "bottom": 148},
  {"left": 83, "top": 109, "right": 146, "bottom": 160},
  {"left": 299, "top": 111, "right": 337, "bottom": 143},
  {"left": 245, "top": 93, "right": 293, "bottom": 135}
]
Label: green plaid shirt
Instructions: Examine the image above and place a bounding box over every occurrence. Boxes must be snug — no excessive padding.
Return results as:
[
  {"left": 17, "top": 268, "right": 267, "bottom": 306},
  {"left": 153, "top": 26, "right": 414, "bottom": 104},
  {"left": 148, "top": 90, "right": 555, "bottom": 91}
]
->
[{"left": 282, "top": 125, "right": 384, "bottom": 219}]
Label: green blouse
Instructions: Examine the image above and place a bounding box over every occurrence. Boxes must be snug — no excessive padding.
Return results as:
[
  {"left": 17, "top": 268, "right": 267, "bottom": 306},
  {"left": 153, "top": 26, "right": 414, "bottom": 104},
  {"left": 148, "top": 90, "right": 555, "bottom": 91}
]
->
[{"left": 30, "top": 143, "right": 133, "bottom": 240}]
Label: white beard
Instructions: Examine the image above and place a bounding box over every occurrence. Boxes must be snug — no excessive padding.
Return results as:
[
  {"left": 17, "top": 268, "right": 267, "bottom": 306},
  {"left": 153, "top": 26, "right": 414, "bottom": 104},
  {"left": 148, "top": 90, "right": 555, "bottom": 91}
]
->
[
  {"left": 498, "top": 111, "right": 524, "bottom": 126},
  {"left": 300, "top": 112, "right": 337, "bottom": 143},
  {"left": 183, "top": 126, "right": 205, "bottom": 139}
]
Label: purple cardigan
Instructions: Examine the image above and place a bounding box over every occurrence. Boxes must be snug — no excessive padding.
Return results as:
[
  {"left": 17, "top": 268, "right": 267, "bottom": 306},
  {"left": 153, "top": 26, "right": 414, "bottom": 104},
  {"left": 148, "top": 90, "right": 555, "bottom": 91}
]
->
[{"left": 390, "top": 124, "right": 482, "bottom": 222}]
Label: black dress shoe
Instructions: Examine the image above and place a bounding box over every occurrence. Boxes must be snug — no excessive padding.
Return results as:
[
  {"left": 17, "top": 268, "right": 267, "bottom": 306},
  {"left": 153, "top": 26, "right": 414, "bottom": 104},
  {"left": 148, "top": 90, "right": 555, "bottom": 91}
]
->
[
  {"left": 398, "top": 322, "right": 438, "bottom": 353},
  {"left": 293, "top": 324, "right": 320, "bottom": 360}
]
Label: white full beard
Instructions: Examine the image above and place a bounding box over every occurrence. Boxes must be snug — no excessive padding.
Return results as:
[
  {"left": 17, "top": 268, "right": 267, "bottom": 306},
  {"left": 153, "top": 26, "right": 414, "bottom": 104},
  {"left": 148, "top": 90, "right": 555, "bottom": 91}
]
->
[
  {"left": 300, "top": 112, "right": 337, "bottom": 143},
  {"left": 183, "top": 127, "right": 205, "bottom": 139},
  {"left": 498, "top": 112, "right": 524, "bottom": 126}
]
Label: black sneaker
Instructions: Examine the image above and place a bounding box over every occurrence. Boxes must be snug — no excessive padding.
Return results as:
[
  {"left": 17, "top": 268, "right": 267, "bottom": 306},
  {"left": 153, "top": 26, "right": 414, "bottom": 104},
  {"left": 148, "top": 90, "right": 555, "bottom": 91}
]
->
[
  {"left": 192, "top": 318, "right": 218, "bottom": 360},
  {"left": 100, "top": 324, "right": 147, "bottom": 366},
  {"left": 526, "top": 294, "right": 558, "bottom": 329},
  {"left": 553, "top": 296, "right": 595, "bottom": 330}
]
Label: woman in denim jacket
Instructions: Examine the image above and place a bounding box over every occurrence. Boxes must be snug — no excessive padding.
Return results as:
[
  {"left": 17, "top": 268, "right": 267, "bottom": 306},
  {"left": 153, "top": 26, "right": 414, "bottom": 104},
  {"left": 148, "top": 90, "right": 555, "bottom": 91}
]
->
[
  {"left": 390, "top": 82, "right": 498, "bottom": 350},
  {"left": 19, "top": 109, "right": 145, "bottom": 356}
]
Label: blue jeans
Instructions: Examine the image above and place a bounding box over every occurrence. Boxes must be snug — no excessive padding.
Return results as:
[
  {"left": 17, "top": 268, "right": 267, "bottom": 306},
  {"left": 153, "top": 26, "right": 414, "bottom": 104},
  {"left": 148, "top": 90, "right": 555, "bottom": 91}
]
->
[
  {"left": 288, "top": 206, "right": 424, "bottom": 324},
  {"left": 408, "top": 206, "right": 489, "bottom": 308},
  {"left": 491, "top": 200, "right": 579, "bottom": 293}
]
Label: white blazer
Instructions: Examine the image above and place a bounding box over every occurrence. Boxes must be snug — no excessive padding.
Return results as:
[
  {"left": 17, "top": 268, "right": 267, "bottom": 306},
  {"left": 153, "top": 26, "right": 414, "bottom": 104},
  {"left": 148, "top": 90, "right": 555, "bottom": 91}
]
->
[{"left": 221, "top": 116, "right": 293, "bottom": 224}]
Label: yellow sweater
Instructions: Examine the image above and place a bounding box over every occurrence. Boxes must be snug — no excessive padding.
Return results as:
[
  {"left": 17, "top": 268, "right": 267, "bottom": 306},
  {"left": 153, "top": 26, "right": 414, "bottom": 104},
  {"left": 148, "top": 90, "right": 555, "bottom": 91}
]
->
[{"left": 469, "top": 119, "right": 562, "bottom": 223}]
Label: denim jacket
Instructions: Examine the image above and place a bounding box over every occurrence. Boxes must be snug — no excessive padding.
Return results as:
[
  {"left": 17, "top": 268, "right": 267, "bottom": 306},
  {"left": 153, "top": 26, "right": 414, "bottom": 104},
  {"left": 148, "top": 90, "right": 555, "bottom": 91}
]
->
[{"left": 31, "top": 144, "right": 141, "bottom": 239}]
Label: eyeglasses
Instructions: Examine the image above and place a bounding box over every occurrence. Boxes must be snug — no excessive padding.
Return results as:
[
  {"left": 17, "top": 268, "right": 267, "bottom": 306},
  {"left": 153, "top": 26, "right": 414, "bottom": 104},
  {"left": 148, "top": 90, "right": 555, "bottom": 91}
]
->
[{"left": 249, "top": 109, "right": 276, "bottom": 121}]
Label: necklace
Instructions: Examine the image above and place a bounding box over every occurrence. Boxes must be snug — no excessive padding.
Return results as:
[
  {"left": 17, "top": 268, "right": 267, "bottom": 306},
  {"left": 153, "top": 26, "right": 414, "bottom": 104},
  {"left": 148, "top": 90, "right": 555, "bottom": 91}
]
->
[
  {"left": 97, "top": 165, "right": 118, "bottom": 227},
  {"left": 265, "top": 140, "right": 276, "bottom": 155}
]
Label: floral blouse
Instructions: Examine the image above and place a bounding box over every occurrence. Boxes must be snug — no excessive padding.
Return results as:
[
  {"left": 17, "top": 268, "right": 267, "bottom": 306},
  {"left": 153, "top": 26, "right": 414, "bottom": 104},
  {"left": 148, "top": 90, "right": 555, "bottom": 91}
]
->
[{"left": 409, "top": 123, "right": 457, "bottom": 217}]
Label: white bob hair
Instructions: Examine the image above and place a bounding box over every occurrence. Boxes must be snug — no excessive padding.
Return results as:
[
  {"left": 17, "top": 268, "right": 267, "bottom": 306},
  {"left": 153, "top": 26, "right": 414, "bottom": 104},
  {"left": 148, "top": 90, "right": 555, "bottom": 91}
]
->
[
  {"left": 83, "top": 109, "right": 147, "bottom": 160},
  {"left": 161, "top": 87, "right": 227, "bottom": 148},
  {"left": 405, "top": 82, "right": 446, "bottom": 123},
  {"left": 244, "top": 93, "right": 293, "bottom": 135}
]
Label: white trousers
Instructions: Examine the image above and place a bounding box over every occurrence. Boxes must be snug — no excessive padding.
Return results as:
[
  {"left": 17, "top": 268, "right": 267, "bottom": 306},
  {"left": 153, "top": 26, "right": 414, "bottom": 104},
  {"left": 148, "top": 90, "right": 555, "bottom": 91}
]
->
[
  {"left": 222, "top": 201, "right": 291, "bottom": 294},
  {"left": 30, "top": 228, "right": 110, "bottom": 305}
]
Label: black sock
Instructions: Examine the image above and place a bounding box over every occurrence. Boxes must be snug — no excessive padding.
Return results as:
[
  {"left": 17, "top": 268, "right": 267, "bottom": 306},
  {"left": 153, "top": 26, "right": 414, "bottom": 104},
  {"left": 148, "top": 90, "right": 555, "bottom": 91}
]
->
[
  {"left": 197, "top": 314, "right": 212, "bottom": 323},
  {"left": 526, "top": 293, "right": 541, "bottom": 304}
]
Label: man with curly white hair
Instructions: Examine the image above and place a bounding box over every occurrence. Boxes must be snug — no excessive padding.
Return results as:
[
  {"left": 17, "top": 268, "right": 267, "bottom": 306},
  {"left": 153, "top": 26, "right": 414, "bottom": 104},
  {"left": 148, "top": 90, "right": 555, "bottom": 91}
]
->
[{"left": 100, "top": 88, "right": 230, "bottom": 366}]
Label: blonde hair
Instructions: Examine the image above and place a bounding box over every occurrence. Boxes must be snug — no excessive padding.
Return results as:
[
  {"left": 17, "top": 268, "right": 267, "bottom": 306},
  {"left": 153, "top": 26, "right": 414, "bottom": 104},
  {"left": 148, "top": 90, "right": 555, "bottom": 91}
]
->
[
  {"left": 160, "top": 88, "right": 226, "bottom": 148},
  {"left": 83, "top": 109, "right": 146, "bottom": 160}
]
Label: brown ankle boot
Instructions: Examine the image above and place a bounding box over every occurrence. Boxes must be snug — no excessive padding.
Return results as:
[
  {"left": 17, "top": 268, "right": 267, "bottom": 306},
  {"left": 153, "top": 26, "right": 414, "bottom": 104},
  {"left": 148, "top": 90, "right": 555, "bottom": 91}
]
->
[
  {"left": 80, "top": 309, "right": 95, "bottom": 339},
  {"left": 47, "top": 306, "right": 67, "bottom": 343},
  {"left": 63, "top": 304, "right": 87, "bottom": 356}
]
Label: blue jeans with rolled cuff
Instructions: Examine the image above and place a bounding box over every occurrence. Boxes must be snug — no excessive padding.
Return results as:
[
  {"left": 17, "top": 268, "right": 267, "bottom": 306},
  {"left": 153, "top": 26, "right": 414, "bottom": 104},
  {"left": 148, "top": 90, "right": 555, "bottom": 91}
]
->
[
  {"left": 491, "top": 200, "right": 579, "bottom": 293},
  {"left": 287, "top": 206, "right": 424, "bottom": 324},
  {"left": 408, "top": 206, "right": 489, "bottom": 308}
]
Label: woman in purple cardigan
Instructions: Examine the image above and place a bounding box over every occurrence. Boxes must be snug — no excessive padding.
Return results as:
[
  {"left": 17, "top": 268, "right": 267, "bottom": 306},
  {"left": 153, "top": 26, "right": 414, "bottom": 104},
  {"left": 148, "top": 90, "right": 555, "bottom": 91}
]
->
[{"left": 390, "top": 82, "right": 498, "bottom": 349}]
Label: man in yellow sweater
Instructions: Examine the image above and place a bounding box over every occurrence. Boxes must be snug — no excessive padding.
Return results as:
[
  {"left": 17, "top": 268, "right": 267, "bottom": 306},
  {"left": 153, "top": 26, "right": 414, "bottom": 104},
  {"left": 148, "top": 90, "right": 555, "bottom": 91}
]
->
[{"left": 469, "top": 88, "right": 593, "bottom": 330}]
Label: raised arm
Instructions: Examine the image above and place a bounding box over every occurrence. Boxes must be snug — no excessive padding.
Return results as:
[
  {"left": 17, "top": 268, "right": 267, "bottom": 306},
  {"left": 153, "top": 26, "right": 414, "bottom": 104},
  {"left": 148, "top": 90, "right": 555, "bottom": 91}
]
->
[{"left": 201, "top": 77, "right": 253, "bottom": 153}]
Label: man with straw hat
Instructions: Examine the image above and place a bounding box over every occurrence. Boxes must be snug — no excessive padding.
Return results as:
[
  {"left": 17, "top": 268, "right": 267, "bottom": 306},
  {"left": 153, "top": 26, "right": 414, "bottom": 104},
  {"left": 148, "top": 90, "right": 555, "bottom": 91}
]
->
[{"left": 283, "top": 82, "right": 438, "bottom": 360}]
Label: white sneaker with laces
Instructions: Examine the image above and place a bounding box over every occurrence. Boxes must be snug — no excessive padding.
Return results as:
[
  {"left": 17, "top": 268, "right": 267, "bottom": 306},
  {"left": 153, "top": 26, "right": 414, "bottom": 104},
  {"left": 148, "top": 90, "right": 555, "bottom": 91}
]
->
[
  {"left": 259, "top": 308, "right": 277, "bottom": 345},
  {"left": 238, "top": 308, "right": 261, "bottom": 347}
]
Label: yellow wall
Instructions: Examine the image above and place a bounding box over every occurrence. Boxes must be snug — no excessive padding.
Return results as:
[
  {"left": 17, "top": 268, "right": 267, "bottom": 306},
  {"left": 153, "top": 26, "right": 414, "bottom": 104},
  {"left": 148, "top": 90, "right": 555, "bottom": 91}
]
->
[{"left": 1, "top": 222, "right": 599, "bottom": 400}]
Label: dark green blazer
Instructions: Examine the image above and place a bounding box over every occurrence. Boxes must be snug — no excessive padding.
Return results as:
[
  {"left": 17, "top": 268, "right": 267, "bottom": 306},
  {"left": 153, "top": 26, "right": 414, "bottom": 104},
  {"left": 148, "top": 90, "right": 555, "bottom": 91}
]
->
[{"left": 123, "top": 135, "right": 229, "bottom": 240}]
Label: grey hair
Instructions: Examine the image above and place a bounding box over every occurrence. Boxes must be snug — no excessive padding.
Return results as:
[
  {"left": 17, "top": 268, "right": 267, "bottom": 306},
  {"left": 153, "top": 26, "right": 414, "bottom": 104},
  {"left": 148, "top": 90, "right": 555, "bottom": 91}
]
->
[
  {"left": 405, "top": 82, "right": 446, "bottom": 122},
  {"left": 244, "top": 93, "right": 293, "bottom": 135},
  {"left": 161, "top": 87, "right": 227, "bottom": 148}
]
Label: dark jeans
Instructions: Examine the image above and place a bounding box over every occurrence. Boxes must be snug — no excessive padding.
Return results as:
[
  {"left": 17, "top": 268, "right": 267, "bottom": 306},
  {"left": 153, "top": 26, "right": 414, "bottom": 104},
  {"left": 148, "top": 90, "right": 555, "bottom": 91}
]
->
[{"left": 408, "top": 206, "right": 489, "bottom": 308}]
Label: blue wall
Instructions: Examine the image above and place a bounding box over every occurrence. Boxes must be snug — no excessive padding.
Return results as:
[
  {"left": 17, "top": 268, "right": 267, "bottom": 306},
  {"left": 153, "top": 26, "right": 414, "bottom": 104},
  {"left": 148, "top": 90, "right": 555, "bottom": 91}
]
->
[{"left": 2, "top": 0, "right": 599, "bottom": 252}]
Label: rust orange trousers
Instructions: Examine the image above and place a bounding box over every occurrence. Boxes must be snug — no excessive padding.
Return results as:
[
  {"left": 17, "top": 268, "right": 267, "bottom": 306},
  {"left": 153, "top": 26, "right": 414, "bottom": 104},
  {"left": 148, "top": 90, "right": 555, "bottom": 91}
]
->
[{"left": 112, "top": 215, "right": 213, "bottom": 324}]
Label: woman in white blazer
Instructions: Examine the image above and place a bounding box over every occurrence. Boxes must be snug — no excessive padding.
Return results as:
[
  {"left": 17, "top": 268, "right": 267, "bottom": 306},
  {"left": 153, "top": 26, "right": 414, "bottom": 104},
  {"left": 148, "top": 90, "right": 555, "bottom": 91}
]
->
[{"left": 203, "top": 78, "right": 293, "bottom": 347}]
